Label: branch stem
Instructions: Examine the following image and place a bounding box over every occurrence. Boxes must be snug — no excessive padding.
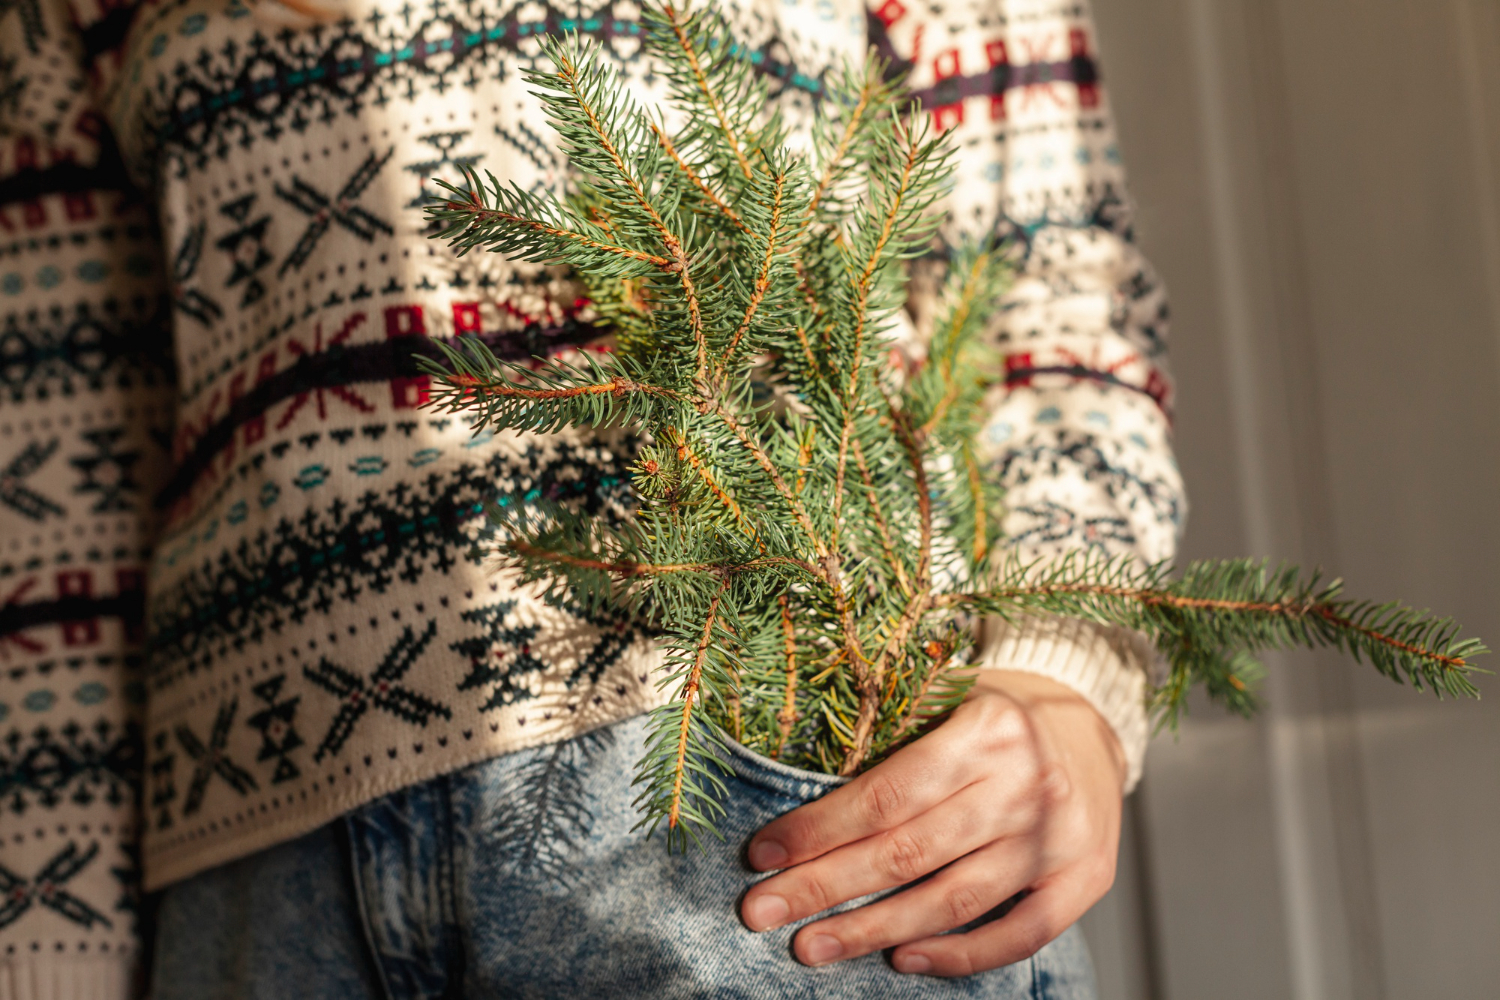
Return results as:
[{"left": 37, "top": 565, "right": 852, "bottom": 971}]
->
[
  {"left": 507, "top": 542, "right": 817, "bottom": 580},
  {"left": 668, "top": 578, "right": 732, "bottom": 829},
  {"left": 851, "top": 437, "right": 913, "bottom": 597},
  {"left": 719, "top": 170, "right": 788, "bottom": 379},
  {"left": 662, "top": 2, "right": 756, "bottom": 180},
  {"left": 447, "top": 201, "right": 675, "bottom": 269},
  {"left": 943, "top": 585, "right": 1477, "bottom": 673},
  {"left": 775, "top": 595, "right": 799, "bottom": 759},
  {"left": 446, "top": 375, "right": 682, "bottom": 402},
  {"left": 920, "top": 251, "right": 991, "bottom": 434},
  {"left": 649, "top": 121, "right": 749, "bottom": 233}
]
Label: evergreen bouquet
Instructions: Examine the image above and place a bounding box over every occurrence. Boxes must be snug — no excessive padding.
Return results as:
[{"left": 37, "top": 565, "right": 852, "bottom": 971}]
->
[{"left": 420, "top": 1, "right": 1484, "bottom": 849}]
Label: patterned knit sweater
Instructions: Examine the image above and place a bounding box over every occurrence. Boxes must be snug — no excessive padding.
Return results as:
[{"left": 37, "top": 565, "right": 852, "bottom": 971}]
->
[{"left": 0, "top": 0, "right": 1183, "bottom": 994}]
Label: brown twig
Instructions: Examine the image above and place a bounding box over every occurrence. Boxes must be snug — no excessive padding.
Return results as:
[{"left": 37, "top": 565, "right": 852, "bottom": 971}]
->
[
  {"left": 718, "top": 170, "right": 787, "bottom": 379},
  {"left": 706, "top": 403, "right": 865, "bottom": 686},
  {"left": 450, "top": 202, "right": 674, "bottom": 270},
  {"left": 840, "top": 401, "right": 935, "bottom": 775},
  {"left": 851, "top": 438, "right": 913, "bottom": 597},
  {"left": 444, "top": 374, "right": 682, "bottom": 403},
  {"left": 793, "top": 257, "right": 827, "bottom": 324},
  {"left": 962, "top": 443, "right": 988, "bottom": 568},
  {"left": 890, "top": 404, "right": 933, "bottom": 590},
  {"left": 942, "top": 586, "right": 1476, "bottom": 672},
  {"left": 830, "top": 121, "right": 923, "bottom": 570},
  {"left": 554, "top": 51, "right": 679, "bottom": 247},
  {"left": 553, "top": 49, "right": 707, "bottom": 383},
  {"left": 830, "top": 420, "right": 852, "bottom": 556},
  {"left": 919, "top": 251, "right": 990, "bottom": 435},
  {"left": 664, "top": 428, "right": 763, "bottom": 550},
  {"left": 792, "top": 325, "right": 822, "bottom": 374},
  {"left": 662, "top": 2, "right": 756, "bottom": 180},
  {"left": 841, "top": 586, "right": 932, "bottom": 776},
  {"left": 888, "top": 641, "right": 954, "bottom": 745},
  {"left": 794, "top": 428, "right": 816, "bottom": 496},
  {"left": 774, "top": 595, "right": 799, "bottom": 759},
  {"left": 649, "top": 121, "right": 749, "bottom": 233},
  {"left": 668, "top": 577, "right": 733, "bottom": 830},
  {"left": 805, "top": 67, "right": 880, "bottom": 223},
  {"left": 843, "top": 119, "right": 923, "bottom": 402},
  {"left": 506, "top": 542, "right": 817, "bottom": 581},
  {"left": 711, "top": 402, "right": 827, "bottom": 560}
]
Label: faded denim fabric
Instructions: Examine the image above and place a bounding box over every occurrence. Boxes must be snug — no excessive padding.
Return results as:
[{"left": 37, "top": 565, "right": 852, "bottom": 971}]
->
[{"left": 151, "top": 715, "right": 1098, "bottom": 1000}]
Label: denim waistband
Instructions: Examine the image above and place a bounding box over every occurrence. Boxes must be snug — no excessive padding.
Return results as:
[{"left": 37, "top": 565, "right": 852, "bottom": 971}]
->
[{"left": 720, "top": 734, "right": 850, "bottom": 802}]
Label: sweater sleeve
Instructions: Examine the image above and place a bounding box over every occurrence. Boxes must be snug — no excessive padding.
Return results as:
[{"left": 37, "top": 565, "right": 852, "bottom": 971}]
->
[
  {"left": 871, "top": 0, "right": 1185, "bottom": 790},
  {"left": 0, "top": 1, "right": 172, "bottom": 995}
]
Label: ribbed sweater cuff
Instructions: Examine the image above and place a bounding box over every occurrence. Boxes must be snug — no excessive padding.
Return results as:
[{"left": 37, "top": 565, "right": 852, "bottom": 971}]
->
[
  {"left": 974, "top": 616, "right": 1156, "bottom": 792},
  {"left": 0, "top": 956, "right": 135, "bottom": 1000}
]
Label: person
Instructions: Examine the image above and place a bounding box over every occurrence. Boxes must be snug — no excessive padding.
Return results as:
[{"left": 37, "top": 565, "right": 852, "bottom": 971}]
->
[{"left": 0, "top": 0, "right": 1182, "bottom": 995}]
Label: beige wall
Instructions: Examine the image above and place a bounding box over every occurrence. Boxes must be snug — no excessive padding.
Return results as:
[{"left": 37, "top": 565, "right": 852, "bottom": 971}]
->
[{"left": 1077, "top": 2, "right": 1500, "bottom": 997}]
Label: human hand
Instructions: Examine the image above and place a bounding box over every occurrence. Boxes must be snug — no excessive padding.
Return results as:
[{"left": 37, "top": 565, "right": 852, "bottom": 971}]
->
[{"left": 739, "top": 669, "right": 1127, "bottom": 977}]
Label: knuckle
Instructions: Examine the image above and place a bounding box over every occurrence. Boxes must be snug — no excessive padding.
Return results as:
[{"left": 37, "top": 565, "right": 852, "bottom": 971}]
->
[
  {"left": 1013, "top": 920, "right": 1054, "bottom": 961},
  {"left": 970, "top": 695, "right": 1020, "bottom": 732},
  {"left": 1035, "top": 762, "right": 1072, "bottom": 805},
  {"left": 945, "top": 945, "right": 978, "bottom": 978},
  {"left": 781, "top": 816, "right": 820, "bottom": 856},
  {"left": 861, "top": 774, "right": 910, "bottom": 827},
  {"left": 797, "top": 873, "right": 835, "bottom": 914},
  {"left": 942, "top": 884, "right": 988, "bottom": 927},
  {"left": 973, "top": 702, "right": 1037, "bottom": 756},
  {"left": 877, "top": 830, "right": 929, "bottom": 882}
]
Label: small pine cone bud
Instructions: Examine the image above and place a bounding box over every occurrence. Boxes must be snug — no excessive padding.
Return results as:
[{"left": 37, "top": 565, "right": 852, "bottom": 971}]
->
[{"left": 641, "top": 459, "right": 660, "bottom": 476}]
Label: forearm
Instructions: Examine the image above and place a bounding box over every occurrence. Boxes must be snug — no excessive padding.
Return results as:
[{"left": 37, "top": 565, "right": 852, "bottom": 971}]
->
[{"left": 879, "top": 0, "right": 1184, "bottom": 780}]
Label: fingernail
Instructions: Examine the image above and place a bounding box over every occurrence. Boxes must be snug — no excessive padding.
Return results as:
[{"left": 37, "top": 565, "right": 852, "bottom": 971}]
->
[
  {"left": 742, "top": 893, "right": 790, "bottom": 932},
  {"left": 802, "top": 934, "right": 844, "bottom": 966},
  {"left": 748, "top": 839, "right": 788, "bottom": 871},
  {"left": 896, "top": 953, "right": 932, "bottom": 975}
]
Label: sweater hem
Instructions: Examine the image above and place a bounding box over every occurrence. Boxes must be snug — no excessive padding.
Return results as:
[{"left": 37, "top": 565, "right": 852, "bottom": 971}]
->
[
  {"left": 143, "top": 704, "right": 654, "bottom": 892},
  {"left": 0, "top": 954, "right": 137, "bottom": 1000}
]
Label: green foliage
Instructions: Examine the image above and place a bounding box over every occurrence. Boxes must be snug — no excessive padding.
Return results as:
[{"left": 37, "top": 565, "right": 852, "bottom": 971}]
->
[
  {"left": 420, "top": 0, "right": 1484, "bottom": 849},
  {"left": 956, "top": 555, "right": 1485, "bottom": 729}
]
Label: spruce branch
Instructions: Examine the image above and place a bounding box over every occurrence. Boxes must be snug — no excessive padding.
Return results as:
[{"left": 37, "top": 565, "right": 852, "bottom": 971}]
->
[
  {"left": 717, "top": 167, "right": 788, "bottom": 379},
  {"left": 420, "top": 0, "right": 1484, "bottom": 849},
  {"left": 775, "top": 594, "right": 800, "bottom": 759},
  {"left": 851, "top": 436, "right": 914, "bottom": 597},
  {"left": 805, "top": 59, "right": 888, "bottom": 223},
  {"left": 652, "top": 0, "right": 759, "bottom": 180},
  {"left": 669, "top": 576, "right": 733, "bottom": 832},
  {"left": 945, "top": 554, "right": 1486, "bottom": 708},
  {"left": 649, "top": 120, "right": 749, "bottom": 233},
  {"left": 429, "top": 171, "right": 673, "bottom": 270}
]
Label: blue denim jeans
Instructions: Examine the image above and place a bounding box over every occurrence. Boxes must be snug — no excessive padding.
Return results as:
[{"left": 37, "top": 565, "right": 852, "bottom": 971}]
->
[{"left": 150, "top": 715, "right": 1097, "bottom": 999}]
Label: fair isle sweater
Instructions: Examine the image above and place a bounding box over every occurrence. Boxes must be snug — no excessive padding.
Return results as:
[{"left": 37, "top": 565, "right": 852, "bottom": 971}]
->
[{"left": 0, "top": 0, "right": 1183, "bottom": 993}]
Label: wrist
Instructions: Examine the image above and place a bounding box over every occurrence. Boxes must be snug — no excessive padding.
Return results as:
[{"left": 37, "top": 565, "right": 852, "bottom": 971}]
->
[
  {"left": 968, "top": 669, "right": 1129, "bottom": 793},
  {"left": 974, "top": 615, "right": 1155, "bottom": 792}
]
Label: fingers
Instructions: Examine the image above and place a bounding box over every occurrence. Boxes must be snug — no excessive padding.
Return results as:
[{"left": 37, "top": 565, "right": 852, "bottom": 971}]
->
[
  {"left": 785, "top": 835, "right": 1046, "bottom": 966},
  {"left": 741, "top": 780, "right": 1042, "bottom": 933},
  {"left": 890, "top": 869, "right": 1106, "bottom": 978},
  {"left": 747, "top": 695, "right": 1038, "bottom": 872},
  {"left": 747, "top": 736, "right": 970, "bottom": 872}
]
